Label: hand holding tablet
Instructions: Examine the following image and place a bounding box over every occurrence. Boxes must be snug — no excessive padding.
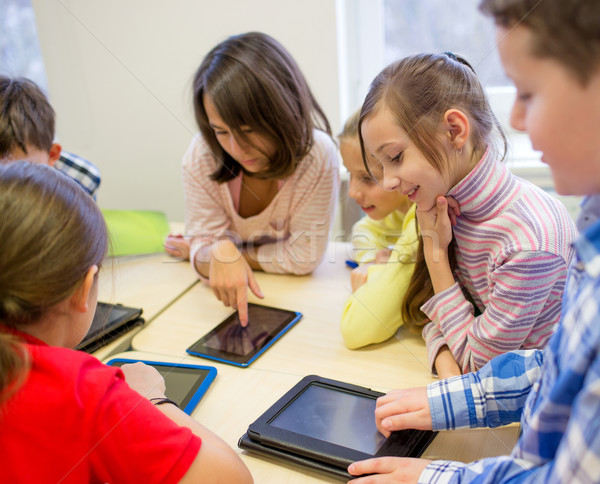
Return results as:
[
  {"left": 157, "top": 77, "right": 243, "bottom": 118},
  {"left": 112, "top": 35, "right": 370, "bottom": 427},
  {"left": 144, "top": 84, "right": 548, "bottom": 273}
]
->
[
  {"left": 106, "top": 358, "right": 217, "bottom": 415},
  {"left": 238, "top": 375, "right": 436, "bottom": 480}
]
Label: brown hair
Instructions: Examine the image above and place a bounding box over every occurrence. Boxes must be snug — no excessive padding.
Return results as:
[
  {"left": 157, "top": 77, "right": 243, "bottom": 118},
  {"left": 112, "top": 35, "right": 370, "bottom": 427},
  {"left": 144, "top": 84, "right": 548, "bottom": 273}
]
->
[
  {"left": 359, "top": 53, "right": 506, "bottom": 329},
  {"left": 480, "top": 0, "right": 600, "bottom": 86},
  {"left": 193, "top": 31, "right": 332, "bottom": 182},
  {"left": 0, "top": 162, "right": 107, "bottom": 399},
  {"left": 0, "top": 76, "right": 55, "bottom": 158}
]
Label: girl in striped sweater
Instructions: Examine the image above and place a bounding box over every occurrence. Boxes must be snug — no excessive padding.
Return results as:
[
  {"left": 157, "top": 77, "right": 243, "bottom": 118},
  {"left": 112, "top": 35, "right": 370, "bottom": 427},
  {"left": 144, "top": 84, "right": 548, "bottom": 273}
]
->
[
  {"left": 165, "top": 32, "right": 340, "bottom": 326},
  {"left": 359, "top": 53, "right": 577, "bottom": 378}
]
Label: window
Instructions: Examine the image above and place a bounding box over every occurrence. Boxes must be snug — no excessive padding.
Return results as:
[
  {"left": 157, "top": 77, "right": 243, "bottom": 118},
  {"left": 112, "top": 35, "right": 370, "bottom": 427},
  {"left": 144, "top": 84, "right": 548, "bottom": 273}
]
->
[
  {"left": 0, "top": 0, "right": 48, "bottom": 91},
  {"left": 337, "top": 0, "right": 582, "bottom": 220},
  {"left": 337, "top": 0, "right": 542, "bottom": 166}
]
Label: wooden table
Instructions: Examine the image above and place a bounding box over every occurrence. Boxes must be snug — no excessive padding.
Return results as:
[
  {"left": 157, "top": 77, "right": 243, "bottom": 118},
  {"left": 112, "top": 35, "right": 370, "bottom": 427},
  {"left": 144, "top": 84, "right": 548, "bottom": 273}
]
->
[
  {"left": 120, "top": 242, "right": 519, "bottom": 481},
  {"left": 93, "top": 253, "right": 198, "bottom": 359}
]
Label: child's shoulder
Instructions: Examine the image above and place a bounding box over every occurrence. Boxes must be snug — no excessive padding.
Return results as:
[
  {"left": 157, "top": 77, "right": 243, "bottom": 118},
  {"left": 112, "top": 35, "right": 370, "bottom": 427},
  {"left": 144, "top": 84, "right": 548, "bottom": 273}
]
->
[
  {"left": 182, "top": 133, "right": 219, "bottom": 173},
  {"left": 299, "top": 129, "right": 339, "bottom": 173}
]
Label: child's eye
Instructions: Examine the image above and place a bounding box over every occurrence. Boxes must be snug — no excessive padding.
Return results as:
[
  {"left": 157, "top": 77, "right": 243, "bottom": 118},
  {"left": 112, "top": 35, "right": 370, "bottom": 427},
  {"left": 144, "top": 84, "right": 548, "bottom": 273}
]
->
[
  {"left": 390, "top": 152, "right": 403, "bottom": 163},
  {"left": 214, "top": 130, "right": 228, "bottom": 136},
  {"left": 517, "top": 92, "right": 531, "bottom": 102}
]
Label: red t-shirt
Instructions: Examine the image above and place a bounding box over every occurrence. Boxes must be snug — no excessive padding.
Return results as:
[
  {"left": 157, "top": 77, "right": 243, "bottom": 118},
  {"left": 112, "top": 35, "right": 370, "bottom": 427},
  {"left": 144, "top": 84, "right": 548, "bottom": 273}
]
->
[{"left": 0, "top": 331, "right": 201, "bottom": 483}]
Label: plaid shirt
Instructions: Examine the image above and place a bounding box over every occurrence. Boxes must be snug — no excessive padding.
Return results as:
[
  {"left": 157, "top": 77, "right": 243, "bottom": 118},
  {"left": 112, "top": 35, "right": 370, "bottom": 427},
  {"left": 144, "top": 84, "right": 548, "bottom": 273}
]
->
[
  {"left": 420, "top": 220, "right": 600, "bottom": 483},
  {"left": 54, "top": 151, "right": 101, "bottom": 198}
]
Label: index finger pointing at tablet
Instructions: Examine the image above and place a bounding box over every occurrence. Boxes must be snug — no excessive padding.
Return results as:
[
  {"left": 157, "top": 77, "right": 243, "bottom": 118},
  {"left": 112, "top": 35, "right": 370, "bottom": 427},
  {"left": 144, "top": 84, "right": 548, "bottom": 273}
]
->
[{"left": 236, "top": 288, "right": 249, "bottom": 327}]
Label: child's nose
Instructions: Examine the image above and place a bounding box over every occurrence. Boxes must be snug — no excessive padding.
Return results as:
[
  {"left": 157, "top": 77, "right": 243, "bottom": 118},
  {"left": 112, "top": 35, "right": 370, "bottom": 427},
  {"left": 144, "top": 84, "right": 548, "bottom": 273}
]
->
[
  {"left": 348, "top": 182, "right": 362, "bottom": 201},
  {"left": 510, "top": 102, "right": 526, "bottom": 132},
  {"left": 381, "top": 171, "right": 400, "bottom": 192},
  {"left": 229, "top": 136, "right": 247, "bottom": 158}
]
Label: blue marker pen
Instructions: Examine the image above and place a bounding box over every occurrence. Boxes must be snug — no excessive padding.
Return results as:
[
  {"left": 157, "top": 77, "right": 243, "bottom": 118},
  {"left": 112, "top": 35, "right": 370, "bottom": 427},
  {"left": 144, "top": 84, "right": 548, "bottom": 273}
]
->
[{"left": 345, "top": 259, "right": 359, "bottom": 269}]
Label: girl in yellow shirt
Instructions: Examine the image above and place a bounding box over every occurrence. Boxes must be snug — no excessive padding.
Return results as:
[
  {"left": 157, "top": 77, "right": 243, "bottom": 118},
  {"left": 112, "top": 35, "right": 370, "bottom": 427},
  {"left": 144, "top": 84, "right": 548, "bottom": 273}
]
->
[{"left": 340, "top": 111, "right": 418, "bottom": 349}]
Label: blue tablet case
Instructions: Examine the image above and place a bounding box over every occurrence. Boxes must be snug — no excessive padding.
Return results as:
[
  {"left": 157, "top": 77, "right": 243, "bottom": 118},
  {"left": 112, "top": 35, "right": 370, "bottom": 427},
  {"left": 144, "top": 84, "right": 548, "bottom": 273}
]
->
[
  {"left": 106, "top": 358, "right": 217, "bottom": 415},
  {"left": 186, "top": 304, "right": 302, "bottom": 368}
]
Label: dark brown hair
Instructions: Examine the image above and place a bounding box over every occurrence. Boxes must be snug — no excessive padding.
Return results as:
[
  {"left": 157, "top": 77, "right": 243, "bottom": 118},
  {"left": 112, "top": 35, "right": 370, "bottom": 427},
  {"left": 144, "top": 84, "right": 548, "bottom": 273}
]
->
[
  {"left": 480, "top": 0, "right": 600, "bottom": 86},
  {"left": 0, "top": 162, "right": 107, "bottom": 399},
  {"left": 0, "top": 76, "right": 55, "bottom": 158},
  {"left": 359, "top": 53, "right": 506, "bottom": 329},
  {"left": 192, "top": 31, "right": 332, "bottom": 182}
]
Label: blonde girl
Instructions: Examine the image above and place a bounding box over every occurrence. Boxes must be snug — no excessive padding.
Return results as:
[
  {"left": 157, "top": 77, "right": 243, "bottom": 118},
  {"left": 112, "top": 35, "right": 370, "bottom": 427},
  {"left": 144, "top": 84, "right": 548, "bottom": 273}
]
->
[{"left": 339, "top": 110, "right": 418, "bottom": 349}]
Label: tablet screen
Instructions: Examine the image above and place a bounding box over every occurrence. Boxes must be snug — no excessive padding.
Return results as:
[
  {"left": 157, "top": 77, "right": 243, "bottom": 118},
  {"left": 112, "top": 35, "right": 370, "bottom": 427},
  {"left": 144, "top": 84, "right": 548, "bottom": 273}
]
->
[
  {"left": 269, "top": 382, "right": 387, "bottom": 455},
  {"left": 107, "top": 360, "right": 215, "bottom": 412},
  {"left": 187, "top": 303, "right": 302, "bottom": 366}
]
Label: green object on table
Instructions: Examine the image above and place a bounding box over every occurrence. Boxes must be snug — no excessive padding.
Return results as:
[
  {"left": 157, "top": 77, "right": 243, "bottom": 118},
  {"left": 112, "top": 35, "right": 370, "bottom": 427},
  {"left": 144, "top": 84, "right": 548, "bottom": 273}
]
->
[{"left": 102, "top": 209, "right": 170, "bottom": 256}]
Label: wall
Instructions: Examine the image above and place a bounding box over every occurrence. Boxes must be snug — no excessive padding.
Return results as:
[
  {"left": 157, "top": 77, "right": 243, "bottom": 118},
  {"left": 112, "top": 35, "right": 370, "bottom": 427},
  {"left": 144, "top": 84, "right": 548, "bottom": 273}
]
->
[{"left": 32, "top": 0, "right": 340, "bottom": 221}]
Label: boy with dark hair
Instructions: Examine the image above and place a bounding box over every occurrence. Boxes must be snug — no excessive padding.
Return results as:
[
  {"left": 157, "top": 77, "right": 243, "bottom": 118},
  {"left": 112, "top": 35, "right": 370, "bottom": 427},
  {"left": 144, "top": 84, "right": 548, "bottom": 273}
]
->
[
  {"left": 348, "top": 0, "right": 600, "bottom": 482},
  {"left": 0, "top": 75, "right": 100, "bottom": 197}
]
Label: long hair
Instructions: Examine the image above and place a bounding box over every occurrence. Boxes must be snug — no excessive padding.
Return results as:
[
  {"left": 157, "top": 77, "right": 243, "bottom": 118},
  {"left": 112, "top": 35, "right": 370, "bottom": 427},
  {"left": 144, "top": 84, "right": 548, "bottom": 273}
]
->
[
  {"left": 192, "top": 31, "right": 331, "bottom": 182},
  {"left": 0, "top": 162, "right": 108, "bottom": 399},
  {"left": 359, "top": 53, "right": 506, "bottom": 329}
]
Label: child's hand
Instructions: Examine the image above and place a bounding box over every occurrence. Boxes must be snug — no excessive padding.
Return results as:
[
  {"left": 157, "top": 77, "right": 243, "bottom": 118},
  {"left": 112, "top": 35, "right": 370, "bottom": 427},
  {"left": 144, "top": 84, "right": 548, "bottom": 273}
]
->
[
  {"left": 347, "top": 457, "right": 431, "bottom": 483},
  {"left": 164, "top": 234, "right": 190, "bottom": 261},
  {"left": 375, "top": 387, "right": 432, "bottom": 437},
  {"left": 433, "top": 346, "right": 462, "bottom": 379},
  {"left": 209, "top": 239, "right": 263, "bottom": 326},
  {"left": 120, "top": 362, "right": 166, "bottom": 400},
  {"left": 375, "top": 248, "right": 392, "bottom": 264},
  {"left": 350, "top": 264, "right": 370, "bottom": 292},
  {"left": 417, "top": 196, "right": 454, "bottom": 254},
  {"left": 445, "top": 196, "right": 461, "bottom": 226}
]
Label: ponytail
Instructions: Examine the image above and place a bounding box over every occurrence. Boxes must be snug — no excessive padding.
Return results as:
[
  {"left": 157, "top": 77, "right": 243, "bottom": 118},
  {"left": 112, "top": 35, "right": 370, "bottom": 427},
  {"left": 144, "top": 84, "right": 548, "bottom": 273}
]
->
[{"left": 0, "top": 162, "right": 107, "bottom": 400}]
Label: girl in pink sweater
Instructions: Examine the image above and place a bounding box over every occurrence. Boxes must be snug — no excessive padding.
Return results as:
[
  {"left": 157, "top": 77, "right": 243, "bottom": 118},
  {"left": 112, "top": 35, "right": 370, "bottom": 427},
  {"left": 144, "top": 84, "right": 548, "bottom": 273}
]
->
[{"left": 166, "top": 32, "right": 339, "bottom": 325}]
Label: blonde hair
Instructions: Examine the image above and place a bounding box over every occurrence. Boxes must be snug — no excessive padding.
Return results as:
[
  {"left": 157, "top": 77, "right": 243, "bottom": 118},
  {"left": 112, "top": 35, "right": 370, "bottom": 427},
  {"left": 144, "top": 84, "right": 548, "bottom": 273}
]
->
[
  {"left": 338, "top": 109, "right": 361, "bottom": 142},
  {"left": 359, "top": 53, "right": 506, "bottom": 329},
  {"left": 0, "top": 162, "right": 107, "bottom": 399}
]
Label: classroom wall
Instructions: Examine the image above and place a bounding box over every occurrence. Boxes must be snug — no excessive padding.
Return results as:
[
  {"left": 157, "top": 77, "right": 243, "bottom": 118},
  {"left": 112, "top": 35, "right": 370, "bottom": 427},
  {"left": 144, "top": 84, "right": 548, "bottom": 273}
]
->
[{"left": 32, "top": 0, "right": 340, "bottom": 221}]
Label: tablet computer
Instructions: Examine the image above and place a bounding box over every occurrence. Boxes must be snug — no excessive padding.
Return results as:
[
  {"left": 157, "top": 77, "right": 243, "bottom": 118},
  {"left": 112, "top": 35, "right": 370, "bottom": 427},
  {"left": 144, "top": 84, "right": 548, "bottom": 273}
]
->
[
  {"left": 238, "top": 375, "right": 437, "bottom": 480},
  {"left": 76, "top": 302, "right": 144, "bottom": 353},
  {"left": 105, "top": 358, "right": 217, "bottom": 415},
  {"left": 186, "top": 303, "right": 302, "bottom": 368}
]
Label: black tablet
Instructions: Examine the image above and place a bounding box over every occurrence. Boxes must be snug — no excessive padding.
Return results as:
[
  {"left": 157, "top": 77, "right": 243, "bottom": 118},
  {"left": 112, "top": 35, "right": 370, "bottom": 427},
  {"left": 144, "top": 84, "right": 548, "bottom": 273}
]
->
[
  {"left": 106, "top": 358, "right": 217, "bottom": 415},
  {"left": 76, "top": 302, "right": 144, "bottom": 353},
  {"left": 186, "top": 303, "right": 302, "bottom": 368},
  {"left": 238, "top": 375, "right": 436, "bottom": 480}
]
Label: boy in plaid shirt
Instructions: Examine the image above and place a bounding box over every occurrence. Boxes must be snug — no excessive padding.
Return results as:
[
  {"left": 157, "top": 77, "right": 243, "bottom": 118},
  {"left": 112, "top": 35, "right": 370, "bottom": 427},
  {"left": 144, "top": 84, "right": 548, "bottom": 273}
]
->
[{"left": 0, "top": 75, "right": 100, "bottom": 198}]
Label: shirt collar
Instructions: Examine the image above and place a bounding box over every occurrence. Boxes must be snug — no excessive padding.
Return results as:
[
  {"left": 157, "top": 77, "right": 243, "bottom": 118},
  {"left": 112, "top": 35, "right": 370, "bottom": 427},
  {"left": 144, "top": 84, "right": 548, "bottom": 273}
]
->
[
  {"left": 447, "top": 147, "right": 519, "bottom": 222},
  {"left": 574, "top": 219, "right": 600, "bottom": 278},
  {"left": 0, "top": 323, "right": 47, "bottom": 346}
]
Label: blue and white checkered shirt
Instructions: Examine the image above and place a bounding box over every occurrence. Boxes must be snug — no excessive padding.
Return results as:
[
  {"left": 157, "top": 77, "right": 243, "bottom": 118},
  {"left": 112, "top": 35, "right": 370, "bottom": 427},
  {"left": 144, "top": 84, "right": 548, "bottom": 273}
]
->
[
  {"left": 54, "top": 151, "right": 101, "bottom": 198},
  {"left": 420, "top": 220, "right": 600, "bottom": 483}
]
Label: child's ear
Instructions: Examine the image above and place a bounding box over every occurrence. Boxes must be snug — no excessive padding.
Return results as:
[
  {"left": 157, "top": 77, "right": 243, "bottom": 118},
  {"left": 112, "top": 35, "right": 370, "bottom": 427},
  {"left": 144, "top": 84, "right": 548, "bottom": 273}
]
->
[
  {"left": 70, "top": 265, "right": 99, "bottom": 313},
  {"left": 47, "top": 143, "right": 62, "bottom": 167},
  {"left": 443, "top": 109, "right": 470, "bottom": 151}
]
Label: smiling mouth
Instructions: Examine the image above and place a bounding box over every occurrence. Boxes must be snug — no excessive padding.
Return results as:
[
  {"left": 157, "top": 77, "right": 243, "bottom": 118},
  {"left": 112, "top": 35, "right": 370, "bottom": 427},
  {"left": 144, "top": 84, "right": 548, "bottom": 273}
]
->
[{"left": 405, "top": 186, "right": 419, "bottom": 197}]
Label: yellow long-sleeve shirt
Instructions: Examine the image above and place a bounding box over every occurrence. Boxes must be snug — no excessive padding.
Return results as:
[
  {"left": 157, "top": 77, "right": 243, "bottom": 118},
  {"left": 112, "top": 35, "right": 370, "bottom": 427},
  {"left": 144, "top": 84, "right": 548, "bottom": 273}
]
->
[{"left": 341, "top": 204, "right": 418, "bottom": 349}]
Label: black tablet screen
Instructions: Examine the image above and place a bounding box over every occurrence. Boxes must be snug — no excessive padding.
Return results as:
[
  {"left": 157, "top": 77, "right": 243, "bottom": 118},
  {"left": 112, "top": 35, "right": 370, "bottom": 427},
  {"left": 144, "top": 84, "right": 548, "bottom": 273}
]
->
[
  {"left": 269, "top": 383, "right": 387, "bottom": 455},
  {"left": 189, "top": 304, "right": 300, "bottom": 360}
]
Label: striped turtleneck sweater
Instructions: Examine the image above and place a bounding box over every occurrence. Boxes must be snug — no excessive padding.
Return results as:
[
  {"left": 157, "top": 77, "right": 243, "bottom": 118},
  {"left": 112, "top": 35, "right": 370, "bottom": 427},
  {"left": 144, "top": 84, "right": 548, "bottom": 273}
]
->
[{"left": 421, "top": 149, "right": 577, "bottom": 373}]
